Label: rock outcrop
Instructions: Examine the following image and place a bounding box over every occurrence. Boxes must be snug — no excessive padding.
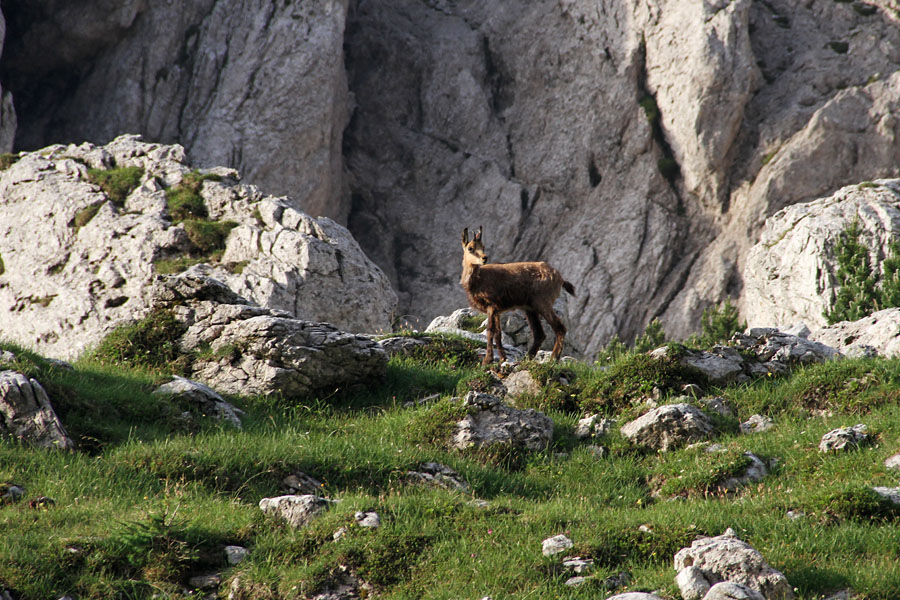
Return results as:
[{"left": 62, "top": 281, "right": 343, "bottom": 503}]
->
[
  {"left": 811, "top": 308, "right": 900, "bottom": 358},
  {"left": 6, "top": 1, "right": 900, "bottom": 354},
  {"left": 451, "top": 391, "right": 553, "bottom": 452},
  {"left": 0, "top": 371, "right": 74, "bottom": 450},
  {"left": 0, "top": 136, "right": 396, "bottom": 360},
  {"left": 673, "top": 528, "right": 794, "bottom": 600},
  {"left": 258, "top": 494, "right": 330, "bottom": 529},
  {"left": 154, "top": 274, "right": 387, "bottom": 397},
  {"left": 620, "top": 403, "right": 714, "bottom": 452},
  {"left": 744, "top": 181, "right": 900, "bottom": 330}
]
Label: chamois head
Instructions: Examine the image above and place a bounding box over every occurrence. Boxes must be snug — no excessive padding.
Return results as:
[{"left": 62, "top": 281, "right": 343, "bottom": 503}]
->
[{"left": 461, "top": 226, "right": 488, "bottom": 265}]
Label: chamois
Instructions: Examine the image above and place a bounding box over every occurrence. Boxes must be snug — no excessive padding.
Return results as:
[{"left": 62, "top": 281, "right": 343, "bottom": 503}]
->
[{"left": 460, "top": 226, "right": 575, "bottom": 365}]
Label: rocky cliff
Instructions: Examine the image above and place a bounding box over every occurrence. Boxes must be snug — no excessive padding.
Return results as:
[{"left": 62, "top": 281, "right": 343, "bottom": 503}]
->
[{"left": 3, "top": 0, "right": 900, "bottom": 355}]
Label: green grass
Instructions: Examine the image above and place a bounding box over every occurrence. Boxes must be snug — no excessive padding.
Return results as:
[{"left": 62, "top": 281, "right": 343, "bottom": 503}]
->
[
  {"left": 8, "top": 335, "right": 900, "bottom": 598},
  {"left": 87, "top": 166, "right": 144, "bottom": 207}
]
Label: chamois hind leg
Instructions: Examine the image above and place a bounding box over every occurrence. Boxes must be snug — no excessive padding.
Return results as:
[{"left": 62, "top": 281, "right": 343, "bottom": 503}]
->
[
  {"left": 483, "top": 307, "right": 496, "bottom": 365},
  {"left": 493, "top": 311, "right": 508, "bottom": 362},
  {"left": 525, "top": 310, "right": 546, "bottom": 358},
  {"left": 542, "top": 307, "right": 567, "bottom": 361}
]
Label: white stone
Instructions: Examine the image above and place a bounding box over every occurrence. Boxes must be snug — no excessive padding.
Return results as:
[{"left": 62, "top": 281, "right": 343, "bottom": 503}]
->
[
  {"left": 620, "top": 404, "right": 714, "bottom": 452},
  {"left": 354, "top": 511, "right": 381, "bottom": 528},
  {"left": 819, "top": 424, "right": 869, "bottom": 453},
  {"left": 702, "top": 582, "right": 766, "bottom": 600},
  {"left": 225, "top": 545, "right": 249, "bottom": 565},
  {"left": 258, "top": 495, "right": 329, "bottom": 529},
  {"left": 676, "top": 565, "right": 711, "bottom": 600},
  {"left": 541, "top": 534, "right": 573, "bottom": 557}
]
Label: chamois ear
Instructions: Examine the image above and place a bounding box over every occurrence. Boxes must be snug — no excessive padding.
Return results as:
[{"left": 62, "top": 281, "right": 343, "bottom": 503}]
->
[
  {"left": 461, "top": 228, "right": 469, "bottom": 245},
  {"left": 474, "top": 226, "right": 483, "bottom": 241}
]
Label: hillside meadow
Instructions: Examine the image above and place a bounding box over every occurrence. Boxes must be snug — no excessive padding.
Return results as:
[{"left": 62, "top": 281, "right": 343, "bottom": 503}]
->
[{"left": 3, "top": 330, "right": 900, "bottom": 599}]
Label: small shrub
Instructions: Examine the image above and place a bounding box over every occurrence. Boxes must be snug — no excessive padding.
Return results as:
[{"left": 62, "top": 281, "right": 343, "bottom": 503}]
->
[
  {"left": 91, "top": 309, "right": 186, "bottom": 370},
  {"left": 633, "top": 318, "right": 667, "bottom": 353},
  {"left": 166, "top": 186, "right": 207, "bottom": 222},
  {"left": 692, "top": 300, "right": 745, "bottom": 348},
  {"left": 182, "top": 219, "right": 237, "bottom": 254},
  {"left": 596, "top": 334, "right": 630, "bottom": 364},
  {"left": 639, "top": 95, "right": 660, "bottom": 123},
  {"left": 87, "top": 166, "right": 144, "bottom": 207}
]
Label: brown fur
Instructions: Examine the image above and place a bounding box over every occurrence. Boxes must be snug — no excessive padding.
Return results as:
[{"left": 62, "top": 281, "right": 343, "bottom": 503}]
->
[{"left": 460, "top": 226, "right": 575, "bottom": 365}]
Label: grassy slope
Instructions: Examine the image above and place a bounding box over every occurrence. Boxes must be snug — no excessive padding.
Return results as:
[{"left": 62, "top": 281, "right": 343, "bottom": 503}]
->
[{"left": 3, "top": 339, "right": 900, "bottom": 599}]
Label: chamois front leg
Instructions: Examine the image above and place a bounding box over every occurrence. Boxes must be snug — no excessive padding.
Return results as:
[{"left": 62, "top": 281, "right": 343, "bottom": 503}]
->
[
  {"left": 493, "top": 311, "right": 507, "bottom": 362},
  {"left": 483, "top": 307, "right": 496, "bottom": 365}
]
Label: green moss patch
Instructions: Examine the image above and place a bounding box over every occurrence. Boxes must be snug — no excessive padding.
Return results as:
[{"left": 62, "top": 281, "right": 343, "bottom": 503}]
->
[{"left": 90, "top": 309, "right": 187, "bottom": 371}]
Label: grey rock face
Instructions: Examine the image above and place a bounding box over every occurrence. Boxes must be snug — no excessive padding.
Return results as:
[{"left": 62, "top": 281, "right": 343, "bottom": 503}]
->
[
  {"left": 5, "top": 0, "right": 351, "bottom": 223},
  {"left": 258, "top": 494, "right": 330, "bottom": 529},
  {"left": 0, "top": 371, "right": 74, "bottom": 450},
  {"left": 819, "top": 424, "right": 869, "bottom": 453},
  {"left": 155, "top": 274, "right": 388, "bottom": 398},
  {"left": 620, "top": 403, "right": 714, "bottom": 452},
  {"left": 811, "top": 308, "right": 900, "bottom": 358},
  {"left": 451, "top": 392, "right": 553, "bottom": 452},
  {"left": 0, "top": 136, "right": 396, "bottom": 361},
  {"left": 744, "top": 182, "right": 900, "bottom": 330},
  {"left": 673, "top": 528, "right": 794, "bottom": 600},
  {"left": 153, "top": 376, "right": 244, "bottom": 428}
]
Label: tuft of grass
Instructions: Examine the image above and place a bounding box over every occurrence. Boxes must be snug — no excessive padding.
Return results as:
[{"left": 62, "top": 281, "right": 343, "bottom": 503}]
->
[
  {"left": 816, "top": 487, "right": 900, "bottom": 523},
  {"left": 71, "top": 200, "right": 105, "bottom": 231},
  {"left": 89, "top": 309, "right": 187, "bottom": 372},
  {"left": 87, "top": 166, "right": 144, "bottom": 207},
  {"left": 182, "top": 220, "right": 238, "bottom": 254}
]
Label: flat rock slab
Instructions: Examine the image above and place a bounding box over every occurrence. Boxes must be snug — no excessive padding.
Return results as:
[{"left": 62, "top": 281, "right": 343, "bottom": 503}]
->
[{"left": 621, "top": 403, "right": 714, "bottom": 451}]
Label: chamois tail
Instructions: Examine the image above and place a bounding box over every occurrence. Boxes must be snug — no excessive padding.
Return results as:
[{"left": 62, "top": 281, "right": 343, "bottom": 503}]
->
[{"left": 563, "top": 281, "right": 575, "bottom": 296}]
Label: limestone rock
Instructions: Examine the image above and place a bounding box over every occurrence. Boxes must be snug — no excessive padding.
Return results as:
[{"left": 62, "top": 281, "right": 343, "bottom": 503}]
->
[
  {"left": 225, "top": 545, "right": 249, "bottom": 566},
  {"left": 258, "top": 494, "right": 330, "bottom": 529},
  {"left": 732, "top": 330, "right": 841, "bottom": 366},
  {"left": 405, "top": 462, "right": 470, "bottom": 493},
  {"left": 871, "top": 486, "right": 900, "bottom": 504},
  {"left": 377, "top": 336, "right": 429, "bottom": 358},
  {"left": 819, "top": 424, "right": 869, "bottom": 453},
  {"left": 740, "top": 415, "right": 774, "bottom": 435},
  {"left": 680, "top": 346, "right": 747, "bottom": 385},
  {"left": 502, "top": 370, "right": 542, "bottom": 399},
  {"left": 0, "top": 136, "right": 396, "bottom": 361},
  {"left": 703, "top": 582, "right": 766, "bottom": 600},
  {"left": 154, "top": 273, "right": 388, "bottom": 397},
  {"left": 153, "top": 376, "right": 244, "bottom": 428},
  {"left": 884, "top": 453, "right": 900, "bottom": 470},
  {"left": 0, "top": 371, "right": 74, "bottom": 450},
  {"left": 6, "top": 0, "right": 351, "bottom": 223},
  {"left": 541, "top": 534, "right": 573, "bottom": 557},
  {"left": 744, "top": 182, "right": 900, "bottom": 330},
  {"left": 811, "top": 308, "right": 900, "bottom": 358},
  {"left": 574, "top": 414, "right": 615, "bottom": 440},
  {"left": 354, "top": 511, "right": 380, "bottom": 528},
  {"left": 676, "top": 565, "right": 711, "bottom": 600},
  {"left": 673, "top": 529, "right": 793, "bottom": 600},
  {"left": 620, "top": 403, "right": 714, "bottom": 452},
  {"left": 561, "top": 557, "right": 594, "bottom": 574},
  {"left": 451, "top": 392, "right": 553, "bottom": 452}
]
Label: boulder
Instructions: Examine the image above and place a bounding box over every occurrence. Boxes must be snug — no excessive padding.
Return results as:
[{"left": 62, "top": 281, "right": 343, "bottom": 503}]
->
[
  {"left": 258, "top": 494, "right": 330, "bottom": 529},
  {"left": 676, "top": 565, "right": 711, "bottom": 600},
  {"left": 673, "top": 528, "right": 793, "bottom": 600},
  {"left": 0, "top": 371, "right": 74, "bottom": 450},
  {"left": 811, "top": 308, "right": 900, "bottom": 358},
  {"left": 679, "top": 345, "right": 747, "bottom": 385},
  {"left": 153, "top": 376, "right": 244, "bottom": 428},
  {"left": 451, "top": 392, "right": 553, "bottom": 452},
  {"left": 225, "top": 545, "right": 249, "bottom": 566},
  {"left": 620, "top": 403, "right": 714, "bottom": 452},
  {"left": 871, "top": 486, "right": 900, "bottom": 504},
  {"left": 154, "top": 274, "right": 387, "bottom": 397},
  {"left": 354, "top": 511, "right": 380, "bottom": 528},
  {"left": 819, "top": 424, "right": 869, "bottom": 453},
  {"left": 0, "top": 136, "right": 396, "bottom": 361},
  {"left": 502, "top": 370, "right": 542, "bottom": 399}
]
